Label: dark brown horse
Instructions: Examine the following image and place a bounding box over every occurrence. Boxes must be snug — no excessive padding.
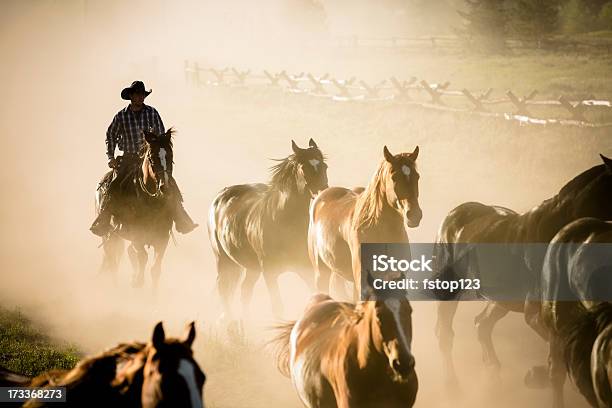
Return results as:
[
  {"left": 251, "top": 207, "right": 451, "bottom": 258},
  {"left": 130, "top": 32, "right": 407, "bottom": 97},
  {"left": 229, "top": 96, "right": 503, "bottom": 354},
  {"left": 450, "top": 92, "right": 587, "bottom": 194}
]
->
[
  {"left": 96, "top": 129, "right": 176, "bottom": 290},
  {"left": 19, "top": 321, "right": 205, "bottom": 408},
  {"left": 531, "top": 218, "right": 612, "bottom": 408},
  {"left": 308, "top": 146, "right": 421, "bottom": 300},
  {"left": 433, "top": 155, "right": 612, "bottom": 390},
  {"left": 208, "top": 139, "right": 328, "bottom": 321},
  {"left": 272, "top": 293, "right": 418, "bottom": 408}
]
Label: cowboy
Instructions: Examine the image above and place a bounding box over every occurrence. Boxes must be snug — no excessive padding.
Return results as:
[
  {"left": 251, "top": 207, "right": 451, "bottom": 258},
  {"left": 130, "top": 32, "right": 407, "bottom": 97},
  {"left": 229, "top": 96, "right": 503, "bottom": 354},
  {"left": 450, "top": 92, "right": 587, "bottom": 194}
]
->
[{"left": 90, "top": 81, "right": 198, "bottom": 236}]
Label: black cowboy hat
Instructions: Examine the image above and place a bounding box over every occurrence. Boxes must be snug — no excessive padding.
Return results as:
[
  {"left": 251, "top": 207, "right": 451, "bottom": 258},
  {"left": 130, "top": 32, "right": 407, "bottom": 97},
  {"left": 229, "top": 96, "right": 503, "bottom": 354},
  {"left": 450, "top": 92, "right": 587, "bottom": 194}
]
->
[{"left": 121, "top": 81, "right": 152, "bottom": 100}]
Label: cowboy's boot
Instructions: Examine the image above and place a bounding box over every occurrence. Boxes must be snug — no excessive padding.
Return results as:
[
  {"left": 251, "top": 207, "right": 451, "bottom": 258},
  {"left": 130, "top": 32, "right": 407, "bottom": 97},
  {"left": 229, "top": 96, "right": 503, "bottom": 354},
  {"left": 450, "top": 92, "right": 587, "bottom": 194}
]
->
[
  {"left": 90, "top": 206, "right": 113, "bottom": 237},
  {"left": 174, "top": 201, "right": 198, "bottom": 234}
]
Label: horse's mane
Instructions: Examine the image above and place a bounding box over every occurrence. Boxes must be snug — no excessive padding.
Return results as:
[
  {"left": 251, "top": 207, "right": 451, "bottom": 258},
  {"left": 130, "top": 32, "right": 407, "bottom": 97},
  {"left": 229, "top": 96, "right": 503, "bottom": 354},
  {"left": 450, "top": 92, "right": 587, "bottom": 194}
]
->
[
  {"left": 558, "top": 164, "right": 606, "bottom": 197},
  {"left": 29, "top": 341, "right": 147, "bottom": 389},
  {"left": 563, "top": 302, "right": 612, "bottom": 406},
  {"left": 269, "top": 154, "right": 300, "bottom": 192},
  {"left": 271, "top": 299, "right": 364, "bottom": 377},
  {"left": 353, "top": 159, "right": 391, "bottom": 230}
]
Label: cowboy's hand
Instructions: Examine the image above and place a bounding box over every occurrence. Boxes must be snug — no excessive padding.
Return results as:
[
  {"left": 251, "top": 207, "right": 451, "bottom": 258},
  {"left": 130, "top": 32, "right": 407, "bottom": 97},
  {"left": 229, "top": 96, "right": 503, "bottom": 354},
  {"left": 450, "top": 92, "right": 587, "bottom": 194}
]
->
[{"left": 108, "top": 158, "right": 117, "bottom": 168}]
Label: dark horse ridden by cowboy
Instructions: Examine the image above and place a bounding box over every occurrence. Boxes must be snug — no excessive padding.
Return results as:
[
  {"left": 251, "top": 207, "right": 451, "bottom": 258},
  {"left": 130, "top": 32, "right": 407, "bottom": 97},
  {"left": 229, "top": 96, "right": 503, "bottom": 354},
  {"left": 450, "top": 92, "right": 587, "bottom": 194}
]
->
[
  {"left": 90, "top": 81, "right": 197, "bottom": 288},
  {"left": 90, "top": 81, "right": 197, "bottom": 237}
]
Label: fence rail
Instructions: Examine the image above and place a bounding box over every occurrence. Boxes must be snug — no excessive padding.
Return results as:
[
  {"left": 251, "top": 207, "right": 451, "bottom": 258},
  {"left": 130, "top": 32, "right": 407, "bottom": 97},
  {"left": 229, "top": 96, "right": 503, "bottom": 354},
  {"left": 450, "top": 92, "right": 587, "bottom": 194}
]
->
[{"left": 184, "top": 61, "right": 612, "bottom": 129}]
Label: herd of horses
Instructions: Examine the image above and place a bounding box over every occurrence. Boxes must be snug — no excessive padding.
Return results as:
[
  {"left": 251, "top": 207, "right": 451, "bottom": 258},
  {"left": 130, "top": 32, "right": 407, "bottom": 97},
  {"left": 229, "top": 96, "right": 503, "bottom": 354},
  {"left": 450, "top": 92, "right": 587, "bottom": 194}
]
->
[{"left": 2, "top": 130, "right": 611, "bottom": 407}]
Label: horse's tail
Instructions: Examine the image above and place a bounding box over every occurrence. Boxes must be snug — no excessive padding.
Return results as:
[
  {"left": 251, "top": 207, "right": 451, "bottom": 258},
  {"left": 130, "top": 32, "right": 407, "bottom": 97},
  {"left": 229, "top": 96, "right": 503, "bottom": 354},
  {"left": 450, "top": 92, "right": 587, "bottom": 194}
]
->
[
  {"left": 563, "top": 302, "right": 612, "bottom": 407},
  {"left": 269, "top": 321, "right": 296, "bottom": 378},
  {"left": 0, "top": 366, "right": 30, "bottom": 387}
]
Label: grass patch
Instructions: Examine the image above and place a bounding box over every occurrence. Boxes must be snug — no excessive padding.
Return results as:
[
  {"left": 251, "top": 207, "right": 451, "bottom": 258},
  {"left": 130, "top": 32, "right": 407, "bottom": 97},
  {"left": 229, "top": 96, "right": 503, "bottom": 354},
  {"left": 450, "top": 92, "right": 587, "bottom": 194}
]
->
[{"left": 0, "top": 307, "right": 81, "bottom": 377}]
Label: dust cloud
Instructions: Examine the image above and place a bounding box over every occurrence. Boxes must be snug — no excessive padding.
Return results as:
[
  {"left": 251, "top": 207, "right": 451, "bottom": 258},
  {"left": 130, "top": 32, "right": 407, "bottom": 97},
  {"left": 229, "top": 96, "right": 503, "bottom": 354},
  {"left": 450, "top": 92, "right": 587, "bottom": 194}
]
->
[{"left": 1, "top": 1, "right": 608, "bottom": 407}]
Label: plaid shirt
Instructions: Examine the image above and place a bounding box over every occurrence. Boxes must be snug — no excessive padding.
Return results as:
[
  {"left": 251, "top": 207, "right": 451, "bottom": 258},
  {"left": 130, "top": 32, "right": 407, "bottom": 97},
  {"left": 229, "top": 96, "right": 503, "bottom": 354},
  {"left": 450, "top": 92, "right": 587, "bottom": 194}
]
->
[{"left": 106, "top": 104, "right": 165, "bottom": 159}]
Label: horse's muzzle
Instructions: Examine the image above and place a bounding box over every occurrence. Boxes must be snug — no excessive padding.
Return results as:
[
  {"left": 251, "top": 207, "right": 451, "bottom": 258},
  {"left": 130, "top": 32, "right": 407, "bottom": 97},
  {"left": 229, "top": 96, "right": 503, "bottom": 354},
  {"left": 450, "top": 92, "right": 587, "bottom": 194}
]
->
[{"left": 405, "top": 206, "right": 422, "bottom": 228}]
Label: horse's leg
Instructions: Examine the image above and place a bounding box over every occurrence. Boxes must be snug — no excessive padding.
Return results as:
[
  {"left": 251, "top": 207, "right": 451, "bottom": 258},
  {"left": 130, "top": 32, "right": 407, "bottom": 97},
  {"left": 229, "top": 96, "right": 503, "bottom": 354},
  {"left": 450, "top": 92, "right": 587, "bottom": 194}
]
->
[
  {"left": 99, "top": 234, "right": 122, "bottom": 275},
  {"left": 436, "top": 300, "right": 460, "bottom": 391},
  {"left": 474, "top": 301, "right": 509, "bottom": 374},
  {"left": 128, "top": 243, "right": 147, "bottom": 288},
  {"left": 151, "top": 238, "right": 169, "bottom": 294},
  {"left": 524, "top": 299, "right": 549, "bottom": 341},
  {"left": 216, "top": 253, "right": 242, "bottom": 323},
  {"left": 240, "top": 268, "right": 262, "bottom": 322},
  {"left": 549, "top": 335, "right": 567, "bottom": 408},
  {"left": 263, "top": 269, "right": 284, "bottom": 319},
  {"left": 331, "top": 272, "right": 351, "bottom": 301},
  {"left": 295, "top": 265, "right": 315, "bottom": 293},
  {"left": 315, "top": 260, "right": 332, "bottom": 294}
]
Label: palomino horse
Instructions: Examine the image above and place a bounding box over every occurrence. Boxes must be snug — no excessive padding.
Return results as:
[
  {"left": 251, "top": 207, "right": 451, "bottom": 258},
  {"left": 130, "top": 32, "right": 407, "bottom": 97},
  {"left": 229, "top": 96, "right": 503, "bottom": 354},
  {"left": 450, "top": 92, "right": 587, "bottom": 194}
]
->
[
  {"left": 208, "top": 139, "right": 328, "bottom": 321},
  {"left": 308, "top": 146, "right": 421, "bottom": 300},
  {"left": 19, "top": 322, "right": 205, "bottom": 408},
  {"left": 433, "top": 154, "right": 612, "bottom": 389},
  {"left": 96, "top": 129, "right": 176, "bottom": 290},
  {"left": 531, "top": 218, "right": 612, "bottom": 408},
  {"left": 273, "top": 293, "right": 418, "bottom": 408}
]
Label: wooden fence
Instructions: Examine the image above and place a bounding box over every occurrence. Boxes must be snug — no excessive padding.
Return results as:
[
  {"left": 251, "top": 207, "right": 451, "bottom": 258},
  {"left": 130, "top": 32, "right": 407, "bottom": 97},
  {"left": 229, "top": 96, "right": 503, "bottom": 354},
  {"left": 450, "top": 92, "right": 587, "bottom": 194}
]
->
[{"left": 184, "top": 61, "right": 612, "bottom": 129}]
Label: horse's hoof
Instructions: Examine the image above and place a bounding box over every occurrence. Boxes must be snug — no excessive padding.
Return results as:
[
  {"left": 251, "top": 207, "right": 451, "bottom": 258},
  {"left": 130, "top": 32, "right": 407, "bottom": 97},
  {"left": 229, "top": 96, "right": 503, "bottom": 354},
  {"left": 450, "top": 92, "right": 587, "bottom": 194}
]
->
[{"left": 524, "top": 365, "right": 550, "bottom": 389}]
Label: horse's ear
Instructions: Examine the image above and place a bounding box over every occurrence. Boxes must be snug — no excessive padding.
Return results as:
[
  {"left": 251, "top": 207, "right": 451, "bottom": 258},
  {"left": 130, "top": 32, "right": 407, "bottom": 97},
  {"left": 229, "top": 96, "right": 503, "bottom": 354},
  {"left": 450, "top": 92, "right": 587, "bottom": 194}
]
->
[
  {"left": 309, "top": 138, "right": 318, "bottom": 149},
  {"left": 291, "top": 140, "right": 301, "bottom": 155},
  {"left": 600, "top": 154, "right": 612, "bottom": 173},
  {"left": 183, "top": 321, "right": 196, "bottom": 348},
  {"left": 152, "top": 322, "right": 165, "bottom": 349},
  {"left": 383, "top": 145, "right": 394, "bottom": 163},
  {"left": 411, "top": 145, "right": 419, "bottom": 160}
]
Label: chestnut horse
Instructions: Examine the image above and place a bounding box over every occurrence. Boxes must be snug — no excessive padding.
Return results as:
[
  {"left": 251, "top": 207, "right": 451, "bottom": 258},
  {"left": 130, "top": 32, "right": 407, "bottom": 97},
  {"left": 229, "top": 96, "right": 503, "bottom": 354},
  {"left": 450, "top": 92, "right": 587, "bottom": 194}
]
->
[
  {"left": 532, "top": 218, "right": 612, "bottom": 408},
  {"left": 96, "top": 129, "right": 176, "bottom": 290},
  {"left": 433, "top": 154, "right": 612, "bottom": 390},
  {"left": 308, "top": 146, "right": 421, "bottom": 300},
  {"left": 20, "top": 322, "right": 205, "bottom": 408},
  {"left": 273, "top": 293, "right": 418, "bottom": 408},
  {"left": 208, "top": 139, "right": 328, "bottom": 321}
]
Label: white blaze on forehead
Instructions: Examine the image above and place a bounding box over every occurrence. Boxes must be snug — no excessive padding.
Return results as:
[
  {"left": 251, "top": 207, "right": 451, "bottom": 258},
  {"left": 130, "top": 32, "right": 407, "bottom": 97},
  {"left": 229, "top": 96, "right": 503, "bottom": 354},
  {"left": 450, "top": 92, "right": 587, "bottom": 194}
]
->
[
  {"left": 384, "top": 298, "right": 412, "bottom": 355},
  {"left": 401, "top": 165, "right": 411, "bottom": 177},
  {"left": 159, "top": 148, "right": 169, "bottom": 184},
  {"left": 178, "top": 359, "right": 204, "bottom": 408},
  {"left": 308, "top": 159, "right": 320, "bottom": 172}
]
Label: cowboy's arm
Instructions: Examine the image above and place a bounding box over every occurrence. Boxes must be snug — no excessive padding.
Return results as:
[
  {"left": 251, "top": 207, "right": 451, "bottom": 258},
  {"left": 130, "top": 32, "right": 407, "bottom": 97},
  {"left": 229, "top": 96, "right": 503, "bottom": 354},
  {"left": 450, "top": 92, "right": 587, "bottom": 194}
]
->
[
  {"left": 106, "top": 113, "right": 121, "bottom": 161},
  {"left": 152, "top": 108, "right": 165, "bottom": 135}
]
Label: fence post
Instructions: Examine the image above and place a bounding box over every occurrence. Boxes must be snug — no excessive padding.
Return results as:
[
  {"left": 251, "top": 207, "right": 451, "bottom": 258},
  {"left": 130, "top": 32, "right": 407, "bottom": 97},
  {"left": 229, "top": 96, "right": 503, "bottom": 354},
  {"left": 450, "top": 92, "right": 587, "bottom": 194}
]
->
[
  {"left": 462, "top": 89, "right": 487, "bottom": 112},
  {"left": 390, "top": 77, "right": 416, "bottom": 100},
  {"left": 331, "top": 78, "right": 350, "bottom": 97},
  {"left": 558, "top": 95, "right": 587, "bottom": 121},
  {"left": 231, "top": 68, "right": 250, "bottom": 85},
  {"left": 420, "top": 80, "right": 447, "bottom": 105},
  {"left": 307, "top": 73, "right": 326, "bottom": 94},
  {"left": 506, "top": 90, "right": 537, "bottom": 116}
]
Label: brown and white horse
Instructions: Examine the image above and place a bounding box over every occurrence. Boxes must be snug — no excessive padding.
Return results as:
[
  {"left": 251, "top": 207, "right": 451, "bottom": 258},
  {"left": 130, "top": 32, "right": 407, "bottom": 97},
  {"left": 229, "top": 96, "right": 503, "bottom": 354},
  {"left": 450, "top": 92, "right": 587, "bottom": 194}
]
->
[
  {"left": 308, "top": 146, "right": 421, "bottom": 300},
  {"left": 20, "top": 321, "right": 205, "bottom": 408},
  {"left": 273, "top": 293, "right": 418, "bottom": 408},
  {"left": 208, "top": 139, "right": 328, "bottom": 322}
]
